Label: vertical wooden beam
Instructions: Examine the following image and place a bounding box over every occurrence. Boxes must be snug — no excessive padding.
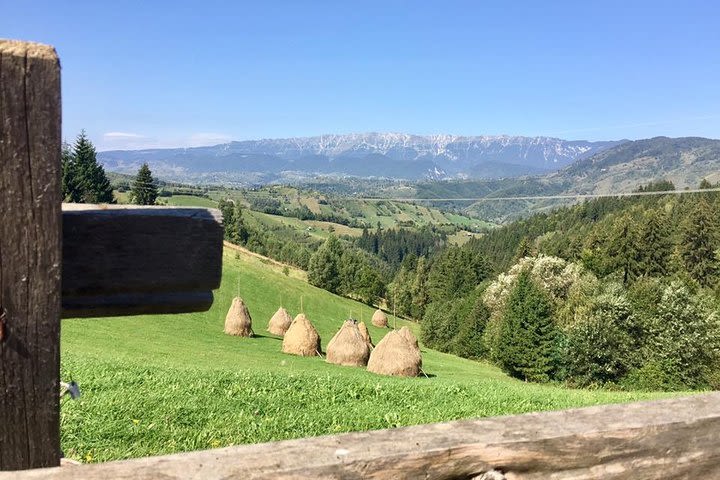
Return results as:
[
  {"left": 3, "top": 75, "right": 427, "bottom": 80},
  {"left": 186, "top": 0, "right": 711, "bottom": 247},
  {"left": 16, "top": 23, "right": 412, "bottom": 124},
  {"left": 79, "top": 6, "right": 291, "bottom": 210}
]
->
[{"left": 0, "top": 40, "right": 62, "bottom": 470}]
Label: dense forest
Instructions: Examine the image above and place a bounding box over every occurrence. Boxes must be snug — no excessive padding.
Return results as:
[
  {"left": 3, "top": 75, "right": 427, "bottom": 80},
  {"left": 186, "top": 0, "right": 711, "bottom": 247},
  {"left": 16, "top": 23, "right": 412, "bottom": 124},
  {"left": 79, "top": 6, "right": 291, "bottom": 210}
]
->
[
  {"left": 412, "top": 180, "right": 720, "bottom": 391},
  {"left": 220, "top": 179, "right": 720, "bottom": 391}
]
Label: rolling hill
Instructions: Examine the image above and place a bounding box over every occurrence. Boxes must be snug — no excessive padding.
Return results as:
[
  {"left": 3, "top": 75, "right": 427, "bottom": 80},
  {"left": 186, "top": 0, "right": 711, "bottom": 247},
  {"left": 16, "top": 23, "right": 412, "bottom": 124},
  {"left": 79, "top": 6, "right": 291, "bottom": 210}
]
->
[
  {"left": 404, "top": 136, "right": 720, "bottom": 223},
  {"left": 555, "top": 136, "right": 720, "bottom": 194},
  {"left": 59, "top": 247, "right": 665, "bottom": 463}
]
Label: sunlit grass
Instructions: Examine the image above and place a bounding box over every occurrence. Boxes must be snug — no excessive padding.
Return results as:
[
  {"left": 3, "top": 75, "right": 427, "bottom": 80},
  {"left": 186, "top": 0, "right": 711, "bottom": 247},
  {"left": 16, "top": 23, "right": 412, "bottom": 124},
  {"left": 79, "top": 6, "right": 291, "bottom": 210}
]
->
[{"left": 60, "top": 248, "right": 669, "bottom": 463}]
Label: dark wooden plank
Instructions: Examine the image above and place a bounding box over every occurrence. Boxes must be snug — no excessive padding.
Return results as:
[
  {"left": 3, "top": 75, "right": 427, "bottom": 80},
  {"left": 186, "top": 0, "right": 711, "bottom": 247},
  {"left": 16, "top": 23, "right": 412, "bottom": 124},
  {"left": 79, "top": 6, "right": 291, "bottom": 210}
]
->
[
  {"left": 0, "top": 39, "right": 62, "bottom": 470},
  {"left": 61, "top": 204, "right": 223, "bottom": 318},
  {"left": 6, "top": 393, "right": 720, "bottom": 479}
]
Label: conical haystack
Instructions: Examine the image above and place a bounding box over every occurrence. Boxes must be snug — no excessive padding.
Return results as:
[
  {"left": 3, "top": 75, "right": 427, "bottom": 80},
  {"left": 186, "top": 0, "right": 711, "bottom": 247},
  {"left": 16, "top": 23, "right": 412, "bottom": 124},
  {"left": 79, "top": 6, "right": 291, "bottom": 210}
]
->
[
  {"left": 371, "top": 309, "right": 388, "bottom": 328},
  {"left": 326, "top": 320, "right": 371, "bottom": 367},
  {"left": 397, "top": 326, "right": 418, "bottom": 348},
  {"left": 358, "top": 321, "right": 373, "bottom": 347},
  {"left": 282, "top": 313, "right": 321, "bottom": 356},
  {"left": 224, "top": 297, "right": 254, "bottom": 337},
  {"left": 267, "top": 307, "right": 293, "bottom": 336},
  {"left": 367, "top": 330, "right": 422, "bottom": 377}
]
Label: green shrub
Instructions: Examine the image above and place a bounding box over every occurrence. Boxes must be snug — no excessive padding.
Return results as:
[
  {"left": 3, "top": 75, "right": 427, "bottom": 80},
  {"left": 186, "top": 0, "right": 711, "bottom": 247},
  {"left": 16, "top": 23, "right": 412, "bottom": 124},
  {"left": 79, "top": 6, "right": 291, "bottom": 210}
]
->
[
  {"left": 565, "top": 285, "right": 638, "bottom": 386},
  {"left": 621, "top": 360, "right": 687, "bottom": 391},
  {"left": 642, "top": 282, "right": 720, "bottom": 389}
]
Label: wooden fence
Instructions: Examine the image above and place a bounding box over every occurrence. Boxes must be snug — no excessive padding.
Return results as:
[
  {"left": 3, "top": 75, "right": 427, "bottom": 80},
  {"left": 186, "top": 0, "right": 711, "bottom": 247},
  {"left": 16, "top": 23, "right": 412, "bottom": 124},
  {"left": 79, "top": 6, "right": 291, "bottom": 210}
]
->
[
  {"left": 5, "top": 392, "right": 720, "bottom": 479},
  {"left": 2, "top": 39, "right": 720, "bottom": 479}
]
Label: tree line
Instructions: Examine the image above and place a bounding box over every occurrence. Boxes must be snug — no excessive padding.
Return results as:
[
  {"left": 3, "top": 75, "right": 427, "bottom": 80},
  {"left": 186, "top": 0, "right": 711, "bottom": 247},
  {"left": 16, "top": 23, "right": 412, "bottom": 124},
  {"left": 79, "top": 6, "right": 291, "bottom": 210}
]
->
[
  {"left": 62, "top": 131, "right": 159, "bottom": 205},
  {"left": 411, "top": 181, "right": 720, "bottom": 391}
]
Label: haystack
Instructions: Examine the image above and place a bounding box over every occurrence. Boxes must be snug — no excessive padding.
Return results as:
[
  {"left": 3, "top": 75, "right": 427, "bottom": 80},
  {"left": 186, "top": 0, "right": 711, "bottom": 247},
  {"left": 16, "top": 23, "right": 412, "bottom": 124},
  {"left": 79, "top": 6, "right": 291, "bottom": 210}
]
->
[
  {"left": 326, "top": 320, "right": 371, "bottom": 367},
  {"left": 367, "top": 330, "right": 422, "bottom": 377},
  {"left": 358, "top": 321, "right": 373, "bottom": 347},
  {"left": 397, "top": 326, "right": 418, "bottom": 348},
  {"left": 371, "top": 309, "right": 388, "bottom": 328},
  {"left": 267, "top": 307, "right": 293, "bottom": 336},
  {"left": 224, "top": 297, "right": 254, "bottom": 337},
  {"left": 282, "top": 313, "right": 321, "bottom": 356}
]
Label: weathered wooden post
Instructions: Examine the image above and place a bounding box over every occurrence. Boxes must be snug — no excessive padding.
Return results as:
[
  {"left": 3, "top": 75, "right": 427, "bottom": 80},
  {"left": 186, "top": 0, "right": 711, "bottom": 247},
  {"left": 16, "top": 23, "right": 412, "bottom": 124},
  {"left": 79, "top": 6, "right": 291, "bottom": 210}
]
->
[
  {"left": 0, "top": 40, "right": 63, "bottom": 470},
  {"left": 0, "top": 40, "right": 223, "bottom": 471}
]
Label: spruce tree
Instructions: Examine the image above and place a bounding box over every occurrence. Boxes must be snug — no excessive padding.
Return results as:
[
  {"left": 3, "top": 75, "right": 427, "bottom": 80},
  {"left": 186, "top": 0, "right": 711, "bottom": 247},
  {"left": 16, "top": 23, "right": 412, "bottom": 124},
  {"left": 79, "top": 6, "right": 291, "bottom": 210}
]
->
[
  {"left": 608, "top": 213, "right": 640, "bottom": 285},
  {"left": 389, "top": 254, "right": 418, "bottom": 318},
  {"left": 639, "top": 208, "right": 673, "bottom": 277},
  {"left": 426, "top": 246, "right": 490, "bottom": 302},
  {"left": 61, "top": 143, "right": 80, "bottom": 202},
  {"left": 410, "top": 256, "right": 430, "bottom": 319},
  {"left": 497, "top": 270, "right": 557, "bottom": 382},
  {"left": 130, "top": 163, "right": 159, "bottom": 205},
  {"left": 513, "top": 237, "right": 534, "bottom": 262},
  {"left": 70, "top": 131, "right": 114, "bottom": 203},
  {"left": 452, "top": 290, "right": 490, "bottom": 359},
  {"left": 699, "top": 178, "right": 713, "bottom": 189},
  {"left": 680, "top": 198, "right": 719, "bottom": 287}
]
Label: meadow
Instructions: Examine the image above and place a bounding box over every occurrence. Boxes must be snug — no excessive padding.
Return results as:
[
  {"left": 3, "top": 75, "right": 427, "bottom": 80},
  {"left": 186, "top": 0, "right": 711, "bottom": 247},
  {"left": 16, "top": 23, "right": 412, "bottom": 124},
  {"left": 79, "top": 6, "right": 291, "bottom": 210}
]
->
[{"left": 60, "top": 247, "right": 670, "bottom": 463}]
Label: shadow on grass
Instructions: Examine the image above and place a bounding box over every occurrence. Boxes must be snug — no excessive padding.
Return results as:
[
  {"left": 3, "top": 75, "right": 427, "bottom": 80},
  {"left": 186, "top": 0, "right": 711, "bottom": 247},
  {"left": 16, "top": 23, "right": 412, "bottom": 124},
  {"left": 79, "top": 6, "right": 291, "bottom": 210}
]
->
[{"left": 253, "top": 333, "right": 282, "bottom": 341}]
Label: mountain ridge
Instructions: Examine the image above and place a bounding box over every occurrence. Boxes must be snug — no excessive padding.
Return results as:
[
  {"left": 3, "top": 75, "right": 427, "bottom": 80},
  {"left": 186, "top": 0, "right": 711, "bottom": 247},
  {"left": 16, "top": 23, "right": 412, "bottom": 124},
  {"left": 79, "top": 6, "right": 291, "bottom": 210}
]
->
[
  {"left": 406, "top": 135, "right": 720, "bottom": 223},
  {"left": 98, "top": 132, "right": 622, "bottom": 183}
]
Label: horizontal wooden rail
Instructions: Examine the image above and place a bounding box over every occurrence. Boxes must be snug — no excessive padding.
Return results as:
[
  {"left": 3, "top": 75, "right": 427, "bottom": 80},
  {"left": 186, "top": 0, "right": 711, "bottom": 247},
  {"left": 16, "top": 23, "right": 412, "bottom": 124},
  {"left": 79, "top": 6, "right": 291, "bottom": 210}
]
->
[
  {"left": 61, "top": 204, "right": 223, "bottom": 317},
  {"left": 6, "top": 392, "right": 720, "bottom": 479}
]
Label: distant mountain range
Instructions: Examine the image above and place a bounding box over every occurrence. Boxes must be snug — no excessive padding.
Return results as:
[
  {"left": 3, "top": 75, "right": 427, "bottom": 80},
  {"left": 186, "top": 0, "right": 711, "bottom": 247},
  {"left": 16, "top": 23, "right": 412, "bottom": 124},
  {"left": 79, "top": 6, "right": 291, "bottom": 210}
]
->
[
  {"left": 408, "top": 136, "right": 720, "bottom": 223},
  {"left": 98, "top": 133, "right": 622, "bottom": 184}
]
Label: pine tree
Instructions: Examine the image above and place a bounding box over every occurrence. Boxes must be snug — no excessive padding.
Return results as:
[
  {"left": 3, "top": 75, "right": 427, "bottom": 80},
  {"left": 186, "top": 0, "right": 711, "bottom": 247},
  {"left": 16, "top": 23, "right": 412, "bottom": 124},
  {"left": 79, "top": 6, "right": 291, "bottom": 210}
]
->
[
  {"left": 639, "top": 208, "right": 673, "bottom": 277},
  {"left": 218, "top": 199, "right": 249, "bottom": 245},
  {"left": 307, "top": 236, "right": 343, "bottom": 293},
  {"left": 608, "top": 213, "right": 640, "bottom": 285},
  {"left": 680, "top": 198, "right": 719, "bottom": 287},
  {"left": 452, "top": 290, "right": 490, "bottom": 359},
  {"left": 230, "top": 205, "right": 249, "bottom": 245},
  {"left": 426, "top": 246, "right": 489, "bottom": 302},
  {"left": 61, "top": 143, "right": 80, "bottom": 202},
  {"left": 410, "top": 256, "right": 430, "bottom": 319},
  {"left": 130, "top": 163, "right": 159, "bottom": 205},
  {"left": 69, "top": 131, "right": 114, "bottom": 203},
  {"left": 389, "top": 254, "right": 418, "bottom": 318},
  {"left": 513, "top": 237, "right": 534, "bottom": 262},
  {"left": 699, "top": 178, "right": 714, "bottom": 189},
  {"left": 497, "top": 270, "right": 557, "bottom": 382}
]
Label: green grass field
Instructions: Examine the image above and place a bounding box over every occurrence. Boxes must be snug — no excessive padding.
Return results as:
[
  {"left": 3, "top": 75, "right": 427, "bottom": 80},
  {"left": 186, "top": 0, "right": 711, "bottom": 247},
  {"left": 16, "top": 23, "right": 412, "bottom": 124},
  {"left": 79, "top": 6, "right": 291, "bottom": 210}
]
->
[
  {"left": 160, "top": 194, "right": 219, "bottom": 208},
  {"left": 60, "top": 248, "right": 670, "bottom": 464}
]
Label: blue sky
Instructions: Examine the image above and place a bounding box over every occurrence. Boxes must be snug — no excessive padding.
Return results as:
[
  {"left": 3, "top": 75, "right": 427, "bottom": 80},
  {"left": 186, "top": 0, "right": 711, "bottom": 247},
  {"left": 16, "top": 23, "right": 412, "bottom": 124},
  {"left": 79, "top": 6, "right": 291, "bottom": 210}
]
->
[{"left": 3, "top": 1, "right": 719, "bottom": 150}]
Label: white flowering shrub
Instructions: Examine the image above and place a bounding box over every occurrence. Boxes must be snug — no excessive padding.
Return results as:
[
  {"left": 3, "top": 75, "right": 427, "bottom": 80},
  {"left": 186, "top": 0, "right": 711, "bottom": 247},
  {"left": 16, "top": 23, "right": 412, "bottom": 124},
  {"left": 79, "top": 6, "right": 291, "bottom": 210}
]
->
[{"left": 481, "top": 255, "right": 597, "bottom": 361}]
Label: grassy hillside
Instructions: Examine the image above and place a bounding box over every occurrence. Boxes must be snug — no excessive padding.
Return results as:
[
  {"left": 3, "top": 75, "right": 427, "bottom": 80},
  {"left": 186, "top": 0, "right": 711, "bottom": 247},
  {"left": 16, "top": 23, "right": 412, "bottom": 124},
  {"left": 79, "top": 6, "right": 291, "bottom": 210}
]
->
[
  {"left": 558, "top": 136, "right": 720, "bottom": 193},
  {"left": 60, "top": 247, "right": 668, "bottom": 463},
  {"left": 111, "top": 181, "right": 492, "bottom": 242},
  {"left": 223, "top": 185, "right": 492, "bottom": 231}
]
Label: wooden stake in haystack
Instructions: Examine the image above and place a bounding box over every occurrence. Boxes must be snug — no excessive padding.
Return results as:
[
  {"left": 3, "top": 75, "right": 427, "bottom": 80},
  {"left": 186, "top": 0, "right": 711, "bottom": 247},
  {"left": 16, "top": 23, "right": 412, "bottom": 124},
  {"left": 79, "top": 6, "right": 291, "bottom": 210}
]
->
[
  {"left": 326, "top": 320, "right": 371, "bottom": 367},
  {"left": 282, "top": 313, "right": 321, "bottom": 356},
  {"left": 367, "top": 326, "right": 422, "bottom": 377},
  {"left": 224, "top": 297, "right": 254, "bottom": 337}
]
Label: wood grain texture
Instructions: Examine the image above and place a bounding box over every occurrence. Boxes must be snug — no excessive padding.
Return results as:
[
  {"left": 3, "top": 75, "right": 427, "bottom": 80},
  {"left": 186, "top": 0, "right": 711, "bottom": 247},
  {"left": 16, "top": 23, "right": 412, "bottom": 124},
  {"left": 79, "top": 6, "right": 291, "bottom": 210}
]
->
[
  {"left": 0, "top": 39, "right": 62, "bottom": 470},
  {"left": 6, "top": 392, "right": 720, "bottom": 479},
  {"left": 61, "top": 204, "right": 223, "bottom": 317}
]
